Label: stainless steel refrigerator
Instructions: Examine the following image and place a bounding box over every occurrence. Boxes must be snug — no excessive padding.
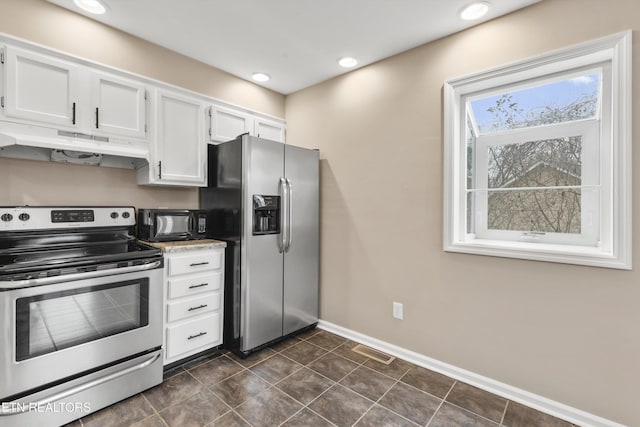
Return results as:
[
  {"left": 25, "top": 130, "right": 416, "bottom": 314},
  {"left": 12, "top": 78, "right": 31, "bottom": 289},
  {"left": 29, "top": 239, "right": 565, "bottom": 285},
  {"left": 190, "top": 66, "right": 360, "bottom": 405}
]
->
[{"left": 200, "top": 134, "right": 319, "bottom": 357}]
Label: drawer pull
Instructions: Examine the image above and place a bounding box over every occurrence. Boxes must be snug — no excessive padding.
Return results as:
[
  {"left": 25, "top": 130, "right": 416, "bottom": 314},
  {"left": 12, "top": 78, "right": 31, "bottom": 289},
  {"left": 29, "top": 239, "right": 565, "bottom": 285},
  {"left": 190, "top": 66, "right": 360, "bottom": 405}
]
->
[
  {"left": 188, "top": 283, "right": 209, "bottom": 289},
  {"left": 188, "top": 332, "right": 207, "bottom": 340},
  {"left": 188, "top": 304, "right": 208, "bottom": 312},
  {"left": 190, "top": 262, "right": 210, "bottom": 267}
]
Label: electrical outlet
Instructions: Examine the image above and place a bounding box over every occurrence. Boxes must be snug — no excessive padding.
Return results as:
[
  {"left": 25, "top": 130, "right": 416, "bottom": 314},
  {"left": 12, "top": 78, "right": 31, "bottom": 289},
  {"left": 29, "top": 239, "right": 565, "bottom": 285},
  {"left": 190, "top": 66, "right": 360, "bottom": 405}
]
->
[{"left": 392, "top": 302, "right": 403, "bottom": 320}]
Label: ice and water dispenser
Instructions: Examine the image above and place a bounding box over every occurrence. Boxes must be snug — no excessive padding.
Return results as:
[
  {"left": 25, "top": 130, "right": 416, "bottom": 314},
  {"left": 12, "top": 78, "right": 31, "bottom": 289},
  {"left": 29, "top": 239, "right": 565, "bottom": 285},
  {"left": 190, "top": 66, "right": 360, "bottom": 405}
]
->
[{"left": 252, "top": 195, "right": 280, "bottom": 235}]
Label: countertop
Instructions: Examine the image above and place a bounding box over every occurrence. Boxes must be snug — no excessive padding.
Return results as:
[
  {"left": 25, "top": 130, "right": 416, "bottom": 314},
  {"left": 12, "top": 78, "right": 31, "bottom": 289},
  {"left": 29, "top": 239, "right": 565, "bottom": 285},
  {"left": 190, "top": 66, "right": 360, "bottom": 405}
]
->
[{"left": 141, "top": 239, "right": 227, "bottom": 253}]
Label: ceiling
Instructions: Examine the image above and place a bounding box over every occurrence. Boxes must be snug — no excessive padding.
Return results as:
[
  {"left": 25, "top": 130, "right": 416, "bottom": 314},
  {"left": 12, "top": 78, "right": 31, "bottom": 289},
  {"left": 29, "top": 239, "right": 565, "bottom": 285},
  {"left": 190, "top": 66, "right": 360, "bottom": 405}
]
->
[{"left": 46, "top": 0, "right": 542, "bottom": 94}]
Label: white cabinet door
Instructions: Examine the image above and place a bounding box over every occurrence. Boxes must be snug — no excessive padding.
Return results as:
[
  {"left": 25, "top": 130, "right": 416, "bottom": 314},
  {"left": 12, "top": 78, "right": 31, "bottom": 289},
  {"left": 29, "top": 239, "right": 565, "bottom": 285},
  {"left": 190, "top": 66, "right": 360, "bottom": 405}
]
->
[
  {"left": 4, "top": 46, "right": 80, "bottom": 127},
  {"left": 209, "top": 105, "right": 251, "bottom": 143},
  {"left": 90, "top": 71, "right": 147, "bottom": 139},
  {"left": 254, "top": 117, "right": 285, "bottom": 143},
  {"left": 153, "top": 89, "right": 206, "bottom": 186}
]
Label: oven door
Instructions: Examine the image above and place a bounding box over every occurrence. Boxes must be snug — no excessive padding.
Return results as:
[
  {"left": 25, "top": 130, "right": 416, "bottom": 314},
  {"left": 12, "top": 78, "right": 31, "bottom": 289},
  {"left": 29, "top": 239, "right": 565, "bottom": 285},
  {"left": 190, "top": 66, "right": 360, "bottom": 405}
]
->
[{"left": 0, "top": 261, "right": 163, "bottom": 400}]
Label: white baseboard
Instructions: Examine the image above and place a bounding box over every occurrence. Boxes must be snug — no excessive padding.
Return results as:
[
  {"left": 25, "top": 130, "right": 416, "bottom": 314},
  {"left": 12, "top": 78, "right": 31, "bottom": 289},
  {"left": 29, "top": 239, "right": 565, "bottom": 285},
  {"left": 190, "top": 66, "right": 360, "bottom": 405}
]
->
[{"left": 317, "top": 320, "right": 625, "bottom": 427}]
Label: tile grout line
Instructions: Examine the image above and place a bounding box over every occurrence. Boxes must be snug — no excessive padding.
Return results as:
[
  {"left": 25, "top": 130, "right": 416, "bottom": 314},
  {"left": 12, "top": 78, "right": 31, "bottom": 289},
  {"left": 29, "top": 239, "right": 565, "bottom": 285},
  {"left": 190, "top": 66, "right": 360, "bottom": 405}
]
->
[
  {"left": 267, "top": 369, "right": 339, "bottom": 427},
  {"left": 424, "top": 382, "right": 506, "bottom": 427},
  {"left": 296, "top": 337, "right": 426, "bottom": 426},
  {"left": 164, "top": 365, "right": 237, "bottom": 426},
  {"left": 177, "top": 360, "right": 239, "bottom": 416},
  {"left": 425, "top": 380, "right": 456, "bottom": 427},
  {"left": 235, "top": 334, "right": 338, "bottom": 427},
  {"left": 207, "top": 338, "right": 325, "bottom": 426},
  {"left": 231, "top": 407, "right": 257, "bottom": 427},
  {"left": 187, "top": 352, "right": 252, "bottom": 385},
  {"left": 355, "top": 366, "right": 423, "bottom": 427},
  {"left": 342, "top": 352, "right": 392, "bottom": 427},
  {"left": 229, "top": 336, "right": 506, "bottom": 427},
  {"left": 325, "top": 340, "right": 419, "bottom": 426},
  {"left": 274, "top": 345, "right": 367, "bottom": 426},
  {"left": 500, "top": 400, "right": 511, "bottom": 426},
  {"left": 174, "top": 333, "right": 466, "bottom": 427},
  {"left": 139, "top": 392, "right": 170, "bottom": 427},
  {"left": 442, "top": 400, "right": 506, "bottom": 426},
  {"left": 176, "top": 350, "right": 224, "bottom": 372}
]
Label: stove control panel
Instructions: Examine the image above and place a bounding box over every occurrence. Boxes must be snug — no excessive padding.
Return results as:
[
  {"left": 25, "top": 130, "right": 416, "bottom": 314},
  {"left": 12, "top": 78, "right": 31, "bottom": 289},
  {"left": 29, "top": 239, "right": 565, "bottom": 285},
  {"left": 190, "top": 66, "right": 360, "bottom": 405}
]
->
[
  {"left": 0, "top": 207, "right": 136, "bottom": 230},
  {"left": 52, "top": 210, "right": 95, "bottom": 223}
]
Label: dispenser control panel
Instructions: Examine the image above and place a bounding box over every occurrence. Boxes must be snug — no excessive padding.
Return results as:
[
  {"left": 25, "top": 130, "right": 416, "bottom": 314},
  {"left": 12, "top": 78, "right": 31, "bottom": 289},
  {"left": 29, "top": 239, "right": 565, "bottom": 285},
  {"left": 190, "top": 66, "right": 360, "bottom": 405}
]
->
[{"left": 252, "top": 195, "right": 280, "bottom": 235}]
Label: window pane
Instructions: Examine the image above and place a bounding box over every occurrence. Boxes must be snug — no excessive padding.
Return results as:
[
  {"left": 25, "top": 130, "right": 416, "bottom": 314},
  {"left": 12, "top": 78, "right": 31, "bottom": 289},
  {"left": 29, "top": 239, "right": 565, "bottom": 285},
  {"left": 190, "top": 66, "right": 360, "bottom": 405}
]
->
[
  {"left": 488, "top": 189, "right": 581, "bottom": 233},
  {"left": 466, "top": 116, "right": 475, "bottom": 232},
  {"left": 488, "top": 136, "right": 582, "bottom": 189},
  {"left": 469, "top": 72, "right": 601, "bottom": 134}
]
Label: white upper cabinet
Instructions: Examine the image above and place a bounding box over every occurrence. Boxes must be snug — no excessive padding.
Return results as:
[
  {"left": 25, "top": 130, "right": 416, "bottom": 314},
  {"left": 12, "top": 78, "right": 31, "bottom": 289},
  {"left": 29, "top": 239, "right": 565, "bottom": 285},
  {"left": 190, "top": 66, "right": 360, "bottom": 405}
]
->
[
  {"left": 209, "top": 105, "right": 251, "bottom": 142},
  {"left": 208, "top": 104, "right": 285, "bottom": 144},
  {"left": 254, "top": 116, "right": 285, "bottom": 143},
  {"left": 4, "top": 46, "right": 81, "bottom": 127},
  {"left": 2, "top": 45, "right": 148, "bottom": 141},
  {"left": 0, "top": 36, "right": 286, "bottom": 187},
  {"left": 90, "top": 71, "right": 147, "bottom": 139},
  {"left": 144, "top": 88, "right": 206, "bottom": 186}
]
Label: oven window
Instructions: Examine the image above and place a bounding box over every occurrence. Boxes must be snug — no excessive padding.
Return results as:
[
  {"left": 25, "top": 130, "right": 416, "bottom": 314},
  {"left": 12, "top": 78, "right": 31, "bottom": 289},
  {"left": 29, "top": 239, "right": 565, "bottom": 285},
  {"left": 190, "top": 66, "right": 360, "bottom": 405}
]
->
[{"left": 15, "top": 279, "right": 149, "bottom": 361}]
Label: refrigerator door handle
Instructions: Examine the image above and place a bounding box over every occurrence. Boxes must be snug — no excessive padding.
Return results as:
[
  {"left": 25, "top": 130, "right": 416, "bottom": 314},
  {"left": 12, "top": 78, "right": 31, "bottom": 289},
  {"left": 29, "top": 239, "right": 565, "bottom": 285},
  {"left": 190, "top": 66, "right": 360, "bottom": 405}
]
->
[
  {"left": 285, "top": 178, "right": 293, "bottom": 252},
  {"left": 279, "top": 177, "right": 288, "bottom": 253}
]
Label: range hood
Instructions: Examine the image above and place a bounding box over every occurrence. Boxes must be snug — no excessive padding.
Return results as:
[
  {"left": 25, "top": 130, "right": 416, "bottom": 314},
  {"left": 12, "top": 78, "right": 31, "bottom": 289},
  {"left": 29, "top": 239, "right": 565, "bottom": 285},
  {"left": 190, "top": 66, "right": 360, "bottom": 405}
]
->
[{"left": 0, "top": 122, "right": 148, "bottom": 169}]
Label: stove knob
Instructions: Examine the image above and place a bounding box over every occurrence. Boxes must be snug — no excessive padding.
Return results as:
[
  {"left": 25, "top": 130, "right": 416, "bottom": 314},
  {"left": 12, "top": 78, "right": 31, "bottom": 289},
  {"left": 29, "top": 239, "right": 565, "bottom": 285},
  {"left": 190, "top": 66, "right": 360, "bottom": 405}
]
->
[
  {"left": 1, "top": 213, "right": 13, "bottom": 222},
  {"left": 18, "top": 213, "right": 30, "bottom": 222},
  {"left": 110, "top": 212, "right": 119, "bottom": 219},
  {"left": 122, "top": 212, "right": 131, "bottom": 219}
]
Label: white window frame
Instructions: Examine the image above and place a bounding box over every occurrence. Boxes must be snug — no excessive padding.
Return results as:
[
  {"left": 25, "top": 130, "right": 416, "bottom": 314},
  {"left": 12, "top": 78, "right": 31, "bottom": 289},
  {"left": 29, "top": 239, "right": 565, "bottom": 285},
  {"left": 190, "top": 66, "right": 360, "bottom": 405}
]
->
[{"left": 443, "top": 31, "right": 632, "bottom": 269}]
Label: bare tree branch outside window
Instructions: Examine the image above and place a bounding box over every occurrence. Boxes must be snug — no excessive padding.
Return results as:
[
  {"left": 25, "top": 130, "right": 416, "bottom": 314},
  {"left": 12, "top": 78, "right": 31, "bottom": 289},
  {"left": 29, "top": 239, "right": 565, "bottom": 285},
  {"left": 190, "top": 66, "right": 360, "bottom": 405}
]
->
[{"left": 471, "top": 88, "right": 598, "bottom": 234}]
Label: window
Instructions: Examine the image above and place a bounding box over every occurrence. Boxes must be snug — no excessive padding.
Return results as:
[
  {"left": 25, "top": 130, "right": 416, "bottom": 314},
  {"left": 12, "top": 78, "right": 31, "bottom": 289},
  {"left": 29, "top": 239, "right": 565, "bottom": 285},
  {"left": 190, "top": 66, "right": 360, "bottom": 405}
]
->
[{"left": 443, "top": 32, "right": 632, "bottom": 269}]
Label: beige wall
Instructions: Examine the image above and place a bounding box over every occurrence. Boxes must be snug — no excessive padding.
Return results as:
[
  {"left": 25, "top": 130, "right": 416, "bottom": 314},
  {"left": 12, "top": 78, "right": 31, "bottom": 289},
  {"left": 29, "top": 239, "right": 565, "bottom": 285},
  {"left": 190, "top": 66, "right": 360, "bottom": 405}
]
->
[
  {"left": 1, "top": 157, "right": 198, "bottom": 208},
  {"left": 0, "top": 0, "right": 285, "bottom": 207},
  {"left": 285, "top": 0, "right": 640, "bottom": 425}
]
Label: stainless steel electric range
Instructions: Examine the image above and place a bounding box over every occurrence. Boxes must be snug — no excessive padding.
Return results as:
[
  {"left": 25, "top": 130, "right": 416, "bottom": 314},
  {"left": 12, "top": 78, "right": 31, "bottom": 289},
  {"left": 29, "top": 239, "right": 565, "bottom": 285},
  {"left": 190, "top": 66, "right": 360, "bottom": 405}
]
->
[{"left": 0, "top": 206, "right": 164, "bottom": 427}]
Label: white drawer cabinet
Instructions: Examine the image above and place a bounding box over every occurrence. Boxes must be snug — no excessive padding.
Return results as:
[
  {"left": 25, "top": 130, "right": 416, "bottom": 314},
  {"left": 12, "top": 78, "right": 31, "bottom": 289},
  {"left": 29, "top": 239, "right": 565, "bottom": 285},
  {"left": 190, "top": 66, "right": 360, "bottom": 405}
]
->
[
  {"left": 167, "top": 292, "right": 221, "bottom": 323},
  {"left": 167, "top": 271, "right": 222, "bottom": 299},
  {"left": 162, "top": 246, "right": 225, "bottom": 365},
  {"left": 167, "top": 250, "right": 222, "bottom": 275},
  {"left": 166, "top": 313, "right": 221, "bottom": 360}
]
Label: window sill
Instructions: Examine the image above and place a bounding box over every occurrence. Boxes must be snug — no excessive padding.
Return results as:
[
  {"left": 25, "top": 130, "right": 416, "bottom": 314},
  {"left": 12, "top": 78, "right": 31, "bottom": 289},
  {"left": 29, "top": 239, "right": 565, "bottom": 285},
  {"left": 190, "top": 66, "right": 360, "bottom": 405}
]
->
[{"left": 444, "top": 238, "right": 630, "bottom": 270}]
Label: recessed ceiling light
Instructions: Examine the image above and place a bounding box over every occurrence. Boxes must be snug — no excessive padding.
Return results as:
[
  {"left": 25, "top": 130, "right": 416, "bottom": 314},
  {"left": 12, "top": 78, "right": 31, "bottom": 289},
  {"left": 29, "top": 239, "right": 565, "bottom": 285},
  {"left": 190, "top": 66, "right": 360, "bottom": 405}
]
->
[
  {"left": 252, "top": 72, "right": 270, "bottom": 82},
  {"left": 338, "top": 57, "right": 358, "bottom": 68},
  {"left": 73, "top": 0, "right": 108, "bottom": 14},
  {"left": 460, "top": 2, "right": 490, "bottom": 20}
]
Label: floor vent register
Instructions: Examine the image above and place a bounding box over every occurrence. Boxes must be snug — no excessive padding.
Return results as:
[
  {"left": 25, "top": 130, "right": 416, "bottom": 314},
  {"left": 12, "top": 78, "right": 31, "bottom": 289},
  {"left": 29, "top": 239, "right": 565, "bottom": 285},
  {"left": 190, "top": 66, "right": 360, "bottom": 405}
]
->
[{"left": 351, "top": 344, "right": 395, "bottom": 365}]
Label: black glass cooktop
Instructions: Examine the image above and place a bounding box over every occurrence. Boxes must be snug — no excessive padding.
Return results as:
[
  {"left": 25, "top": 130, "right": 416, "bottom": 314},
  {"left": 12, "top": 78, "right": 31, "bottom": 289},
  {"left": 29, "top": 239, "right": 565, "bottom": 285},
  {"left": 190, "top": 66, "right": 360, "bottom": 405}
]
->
[{"left": 0, "top": 228, "right": 161, "bottom": 276}]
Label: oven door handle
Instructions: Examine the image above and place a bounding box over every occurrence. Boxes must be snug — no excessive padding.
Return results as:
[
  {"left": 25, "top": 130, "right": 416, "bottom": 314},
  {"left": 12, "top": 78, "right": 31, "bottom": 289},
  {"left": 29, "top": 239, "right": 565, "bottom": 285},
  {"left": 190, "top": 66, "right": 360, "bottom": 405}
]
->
[
  {"left": 0, "top": 260, "right": 162, "bottom": 290},
  {"left": 0, "top": 352, "right": 161, "bottom": 415}
]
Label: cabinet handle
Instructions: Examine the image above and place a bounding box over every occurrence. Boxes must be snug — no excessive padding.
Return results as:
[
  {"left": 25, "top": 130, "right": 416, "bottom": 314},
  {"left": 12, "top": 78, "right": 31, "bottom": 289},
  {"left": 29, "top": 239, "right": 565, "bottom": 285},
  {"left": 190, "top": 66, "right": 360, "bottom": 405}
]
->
[
  {"left": 188, "top": 283, "right": 209, "bottom": 289},
  {"left": 188, "top": 332, "right": 207, "bottom": 340},
  {"left": 158, "top": 161, "right": 162, "bottom": 180},
  {"left": 72, "top": 102, "right": 76, "bottom": 125},
  {"left": 189, "top": 262, "right": 209, "bottom": 267},
  {"left": 188, "top": 304, "right": 208, "bottom": 312},
  {"left": 95, "top": 107, "right": 99, "bottom": 128}
]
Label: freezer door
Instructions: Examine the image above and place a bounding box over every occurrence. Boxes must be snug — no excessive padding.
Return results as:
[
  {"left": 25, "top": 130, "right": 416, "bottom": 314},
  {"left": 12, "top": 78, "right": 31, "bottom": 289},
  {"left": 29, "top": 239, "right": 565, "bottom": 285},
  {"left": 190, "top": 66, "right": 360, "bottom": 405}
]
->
[
  {"left": 241, "top": 136, "right": 285, "bottom": 351},
  {"left": 283, "top": 145, "right": 319, "bottom": 335}
]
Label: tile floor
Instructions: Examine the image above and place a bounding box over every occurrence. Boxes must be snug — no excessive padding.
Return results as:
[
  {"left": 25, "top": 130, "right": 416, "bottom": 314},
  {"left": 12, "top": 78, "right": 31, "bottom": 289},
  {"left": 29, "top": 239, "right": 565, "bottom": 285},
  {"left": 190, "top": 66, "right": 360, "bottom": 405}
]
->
[{"left": 68, "top": 328, "right": 579, "bottom": 427}]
